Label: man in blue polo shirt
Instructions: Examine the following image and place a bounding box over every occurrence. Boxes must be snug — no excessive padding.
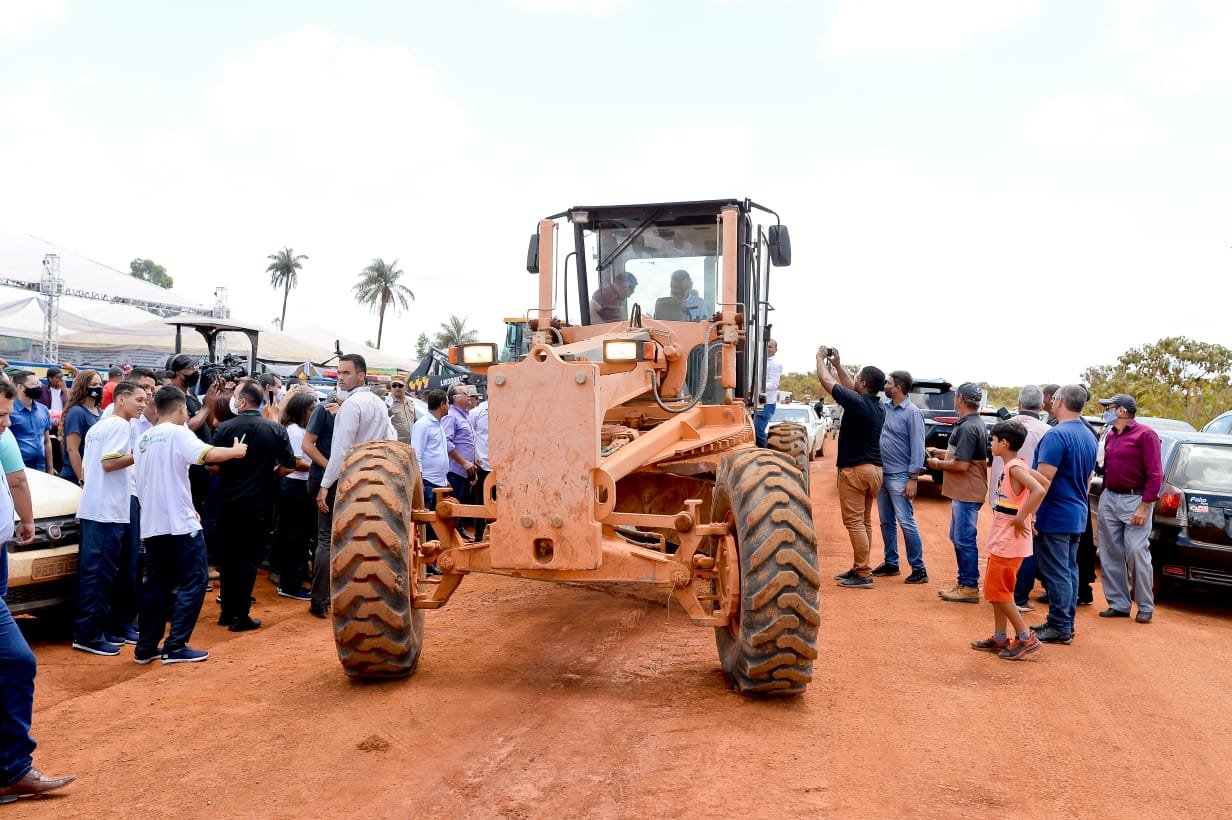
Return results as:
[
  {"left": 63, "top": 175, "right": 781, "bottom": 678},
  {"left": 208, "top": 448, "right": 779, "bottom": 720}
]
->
[
  {"left": 1031, "top": 384, "right": 1098, "bottom": 644},
  {"left": 9, "top": 372, "right": 53, "bottom": 474}
]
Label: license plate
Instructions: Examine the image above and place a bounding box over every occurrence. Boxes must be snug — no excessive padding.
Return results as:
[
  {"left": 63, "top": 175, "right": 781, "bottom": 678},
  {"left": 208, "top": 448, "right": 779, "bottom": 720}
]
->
[{"left": 30, "top": 554, "right": 79, "bottom": 581}]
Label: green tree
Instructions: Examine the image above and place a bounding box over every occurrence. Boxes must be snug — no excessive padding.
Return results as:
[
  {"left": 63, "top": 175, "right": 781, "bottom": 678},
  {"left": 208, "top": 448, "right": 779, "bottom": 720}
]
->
[
  {"left": 779, "top": 371, "right": 822, "bottom": 401},
  {"left": 1082, "top": 336, "right": 1232, "bottom": 427},
  {"left": 353, "top": 258, "right": 414, "bottom": 349},
  {"left": 266, "top": 247, "right": 308, "bottom": 331},
  {"left": 432, "top": 314, "right": 478, "bottom": 349},
  {"left": 414, "top": 332, "right": 431, "bottom": 358},
  {"left": 985, "top": 385, "right": 1023, "bottom": 410},
  {"left": 129, "top": 258, "right": 173, "bottom": 289}
]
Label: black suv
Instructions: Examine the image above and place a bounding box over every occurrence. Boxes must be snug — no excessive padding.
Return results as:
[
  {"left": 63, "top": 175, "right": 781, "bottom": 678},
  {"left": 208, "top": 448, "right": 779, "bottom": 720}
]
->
[{"left": 910, "top": 378, "right": 1006, "bottom": 485}]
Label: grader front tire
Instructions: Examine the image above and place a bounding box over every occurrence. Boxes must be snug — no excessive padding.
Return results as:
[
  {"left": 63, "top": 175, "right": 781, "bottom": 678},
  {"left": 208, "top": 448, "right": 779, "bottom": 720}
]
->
[
  {"left": 330, "top": 441, "right": 425, "bottom": 680},
  {"left": 713, "top": 449, "right": 820, "bottom": 696},
  {"left": 766, "top": 422, "right": 811, "bottom": 492}
]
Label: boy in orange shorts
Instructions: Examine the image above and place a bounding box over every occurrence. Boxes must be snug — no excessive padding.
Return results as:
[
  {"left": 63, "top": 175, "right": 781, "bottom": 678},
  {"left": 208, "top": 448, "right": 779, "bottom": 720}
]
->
[{"left": 971, "top": 420, "right": 1047, "bottom": 660}]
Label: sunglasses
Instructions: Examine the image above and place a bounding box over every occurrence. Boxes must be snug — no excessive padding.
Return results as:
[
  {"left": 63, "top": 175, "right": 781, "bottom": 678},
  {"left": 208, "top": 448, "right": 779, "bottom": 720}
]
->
[{"left": 391, "top": 383, "right": 405, "bottom": 388}]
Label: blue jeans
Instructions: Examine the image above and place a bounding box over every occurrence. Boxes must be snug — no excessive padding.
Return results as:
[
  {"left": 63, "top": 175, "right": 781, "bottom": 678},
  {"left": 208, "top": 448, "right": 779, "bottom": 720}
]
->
[
  {"left": 0, "top": 595, "right": 36, "bottom": 786},
  {"left": 877, "top": 472, "right": 925, "bottom": 571},
  {"left": 949, "top": 500, "right": 981, "bottom": 588},
  {"left": 1034, "top": 531, "right": 1080, "bottom": 635},
  {"left": 75, "top": 518, "right": 130, "bottom": 643},
  {"left": 1014, "top": 555, "right": 1037, "bottom": 606},
  {"left": 137, "top": 531, "right": 209, "bottom": 656},
  {"left": 753, "top": 403, "right": 776, "bottom": 448}
]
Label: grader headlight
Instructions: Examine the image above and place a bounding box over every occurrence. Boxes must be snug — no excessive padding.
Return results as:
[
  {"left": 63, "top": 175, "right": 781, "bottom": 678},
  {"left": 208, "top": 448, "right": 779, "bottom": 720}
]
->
[
  {"left": 450, "top": 343, "right": 498, "bottom": 366},
  {"left": 603, "top": 340, "right": 643, "bottom": 363}
]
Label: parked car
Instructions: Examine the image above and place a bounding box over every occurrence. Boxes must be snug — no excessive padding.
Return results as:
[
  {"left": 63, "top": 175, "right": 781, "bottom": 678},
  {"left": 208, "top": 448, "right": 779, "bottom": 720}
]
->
[
  {"left": 1202, "top": 410, "right": 1232, "bottom": 435},
  {"left": 1088, "top": 430, "right": 1232, "bottom": 591},
  {"left": 768, "top": 403, "right": 827, "bottom": 458},
  {"left": 4, "top": 470, "right": 83, "bottom": 615}
]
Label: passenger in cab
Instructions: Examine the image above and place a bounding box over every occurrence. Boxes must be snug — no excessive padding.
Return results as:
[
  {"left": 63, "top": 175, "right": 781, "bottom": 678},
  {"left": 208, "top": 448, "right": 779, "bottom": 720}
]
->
[{"left": 590, "top": 271, "right": 638, "bottom": 323}]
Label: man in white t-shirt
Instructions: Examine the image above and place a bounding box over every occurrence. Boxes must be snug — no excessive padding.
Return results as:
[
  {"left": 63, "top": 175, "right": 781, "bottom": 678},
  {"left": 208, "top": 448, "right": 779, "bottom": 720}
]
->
[
  {"left": 132, "top": 386, "right": 247, "bottom": 665},
  {"left": 71, "top": 382, "right": 148, "bottom": 657}
]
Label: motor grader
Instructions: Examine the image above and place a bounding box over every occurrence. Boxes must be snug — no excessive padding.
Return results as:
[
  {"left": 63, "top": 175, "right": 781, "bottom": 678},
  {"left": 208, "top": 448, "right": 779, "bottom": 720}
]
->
[{"left": 329, "top": 199, "right": 819, "bottom": 696}]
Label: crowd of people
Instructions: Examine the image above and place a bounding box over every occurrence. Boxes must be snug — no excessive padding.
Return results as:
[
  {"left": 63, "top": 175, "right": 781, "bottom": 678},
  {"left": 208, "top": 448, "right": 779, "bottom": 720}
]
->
[
  {"left": 0, "top": 352, "right": 491, "bottom": 802},
  {"left": 814, "top": 343, "right": 1161, "bottom": 662}
]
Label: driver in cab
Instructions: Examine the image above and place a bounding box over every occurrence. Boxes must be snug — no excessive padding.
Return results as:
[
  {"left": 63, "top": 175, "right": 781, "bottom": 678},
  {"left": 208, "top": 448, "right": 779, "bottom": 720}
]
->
[{"left": 590, "top": 271, "right": 637, "bottom": 323}]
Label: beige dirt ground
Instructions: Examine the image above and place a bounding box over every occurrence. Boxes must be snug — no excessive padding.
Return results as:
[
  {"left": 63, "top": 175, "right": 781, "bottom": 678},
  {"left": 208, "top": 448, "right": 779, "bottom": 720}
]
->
[{"left": 11, "top": 448, "right": 1232, "bottom": 818}]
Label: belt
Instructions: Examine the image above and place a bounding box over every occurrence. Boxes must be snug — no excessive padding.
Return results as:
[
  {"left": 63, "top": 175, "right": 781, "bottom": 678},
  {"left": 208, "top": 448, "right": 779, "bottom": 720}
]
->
[{"left": 1106, "top": 486, "right": 1144, "bottom": 495}]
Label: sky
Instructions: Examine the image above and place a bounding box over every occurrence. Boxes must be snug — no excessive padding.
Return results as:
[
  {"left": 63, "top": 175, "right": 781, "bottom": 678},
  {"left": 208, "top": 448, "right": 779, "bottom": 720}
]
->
[{"left": 1, "top": 0, "right": 1230, "bottom": 385}]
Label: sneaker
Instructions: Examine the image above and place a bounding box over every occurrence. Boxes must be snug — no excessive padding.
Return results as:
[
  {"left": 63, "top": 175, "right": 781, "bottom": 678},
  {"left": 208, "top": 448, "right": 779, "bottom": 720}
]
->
[
  {"left": 870, "top": 563, "right": 901, "bottom": 577},
  {"left": 939, "top": 584, "right": 980, "bottom": 603},
  {"left": 1034, "top": 626, "right": 1073, "bottom": 644},
  {"left": 904, "top": 569, "right": 929, "bottom": 584},
  {"left": 104, "top": 625, "right": 140, "bottom": 645},
  {"left": 833, "top": 568, "right": 857, "bottom": 581},
  {"left": 72, "top": 638, "right": 122, "bottom": 657},
  {"left": 228, "top": 617, "right": 262, "bottom": 633},
  {"left": 162, "top": 646, "right": 209, "bottom": 664},
  {"left": 308, "top": 604, "right": 329, "bottom": 619},
  {"left": 837, "top": 574, "right": 873, "bottom": 588},
  {"left": 1136, "top": 611, "right": 1153, "bottom": 624},
  {"left": 277, "top": 588, "right": 312, "bottom": 601},
  {"left": 133, "top": 646, "right": 163, "bottom": 665},
  {"left": 1099, "top": 608, "right": 1131, "bottom": 618},
  {"left": 971, "top": 635, "right": 1010, "bottom": 652},
  {"left": 999, "top": 634, "right": 1042, "bottom": 660},
  {"left": 1016, "top": 603, "right": 1035, "bottom": 613}
]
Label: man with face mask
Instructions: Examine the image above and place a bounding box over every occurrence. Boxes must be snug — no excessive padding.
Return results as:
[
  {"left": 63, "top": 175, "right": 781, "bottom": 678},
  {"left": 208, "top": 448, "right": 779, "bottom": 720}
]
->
[
  {"left": 211, "top": 381, "right": 297, "bottom": 631},
  {"left": 8, "top": 372, "right": 53, "bottom": 474}
]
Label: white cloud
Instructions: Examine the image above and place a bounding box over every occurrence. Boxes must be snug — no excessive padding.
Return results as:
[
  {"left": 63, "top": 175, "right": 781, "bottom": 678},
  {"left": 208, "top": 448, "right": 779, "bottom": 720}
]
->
[
  {"left": 0, "top": 0, "right": 64, "bottom": 37},
  {"left": 1158, "top": 0, "right": 1232, "bottom": 89},
  {"left": 1024, "top": 92, "right": 1164, "bottom": 150},
  {"left": 819, "top": 0, "right": 1041, "bottom": 58}
]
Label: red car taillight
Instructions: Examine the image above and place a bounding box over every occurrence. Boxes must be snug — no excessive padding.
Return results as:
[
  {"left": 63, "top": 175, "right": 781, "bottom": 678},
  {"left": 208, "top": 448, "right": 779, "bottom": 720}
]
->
[
  {"left": 934, "top": 416, "right": 959, "bottom": 425},
  {"left": 1155, "top": 483, "right": 1186, "bottom": 526}
]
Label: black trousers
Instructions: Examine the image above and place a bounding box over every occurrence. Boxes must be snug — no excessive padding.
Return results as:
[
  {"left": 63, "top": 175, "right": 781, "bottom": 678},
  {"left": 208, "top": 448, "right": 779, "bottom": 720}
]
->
[
  {"left": 273, "top": 478, "right": 314, "bottom": 593},
  {"left": 216, "top": 509, "right": 268, "bottom": 622}
]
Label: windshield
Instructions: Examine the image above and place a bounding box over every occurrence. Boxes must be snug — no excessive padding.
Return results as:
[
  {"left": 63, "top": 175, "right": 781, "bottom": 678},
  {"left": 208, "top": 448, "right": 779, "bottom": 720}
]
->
[
  {"left": 583, "top": 221, "right": 719, "bottom": 325},
  {"left": 1170, "top": 443, "right": 1232, "bottom": 493},
  {"left": 771, "top": 407, "right": 811, "bottom": 424}
]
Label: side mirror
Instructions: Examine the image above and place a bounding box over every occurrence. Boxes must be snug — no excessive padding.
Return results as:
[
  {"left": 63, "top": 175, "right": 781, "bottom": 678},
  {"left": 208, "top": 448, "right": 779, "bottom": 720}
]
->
[
  {"left": 526, "top": 234, "right": 539, "bottom": 273},
  {"left": 768, "top": 224, "right": 791, "bottom": 267},
  {"left": 996, "top": 406, "right": 1012, "bottom": 420}
]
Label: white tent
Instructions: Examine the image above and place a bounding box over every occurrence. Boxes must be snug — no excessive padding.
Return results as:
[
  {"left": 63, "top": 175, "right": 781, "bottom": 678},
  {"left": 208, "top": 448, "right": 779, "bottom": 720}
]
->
[{"left": 0, "top": 231, "right": 207, "bottom": 312}]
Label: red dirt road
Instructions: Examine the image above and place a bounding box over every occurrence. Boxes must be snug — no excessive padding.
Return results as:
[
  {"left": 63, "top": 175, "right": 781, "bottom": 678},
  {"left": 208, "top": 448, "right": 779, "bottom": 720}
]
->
[{"left": 12, "top": 450, "right": 1232, "bottom": 818}]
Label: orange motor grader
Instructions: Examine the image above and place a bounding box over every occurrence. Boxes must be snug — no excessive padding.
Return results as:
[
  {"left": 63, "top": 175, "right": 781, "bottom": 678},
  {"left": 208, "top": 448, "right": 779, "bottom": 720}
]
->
[{"left": 329, "top": 199, "right": 819, "bottom": 696}]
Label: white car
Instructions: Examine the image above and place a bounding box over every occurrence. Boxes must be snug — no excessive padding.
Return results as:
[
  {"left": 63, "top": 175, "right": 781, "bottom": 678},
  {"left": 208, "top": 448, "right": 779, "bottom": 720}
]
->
[
  {"left": 5, "top": 470, "right": 83, "bottom": 615},
  {"left": 769, "top": 403, "right": 827, "bottom": 458}
]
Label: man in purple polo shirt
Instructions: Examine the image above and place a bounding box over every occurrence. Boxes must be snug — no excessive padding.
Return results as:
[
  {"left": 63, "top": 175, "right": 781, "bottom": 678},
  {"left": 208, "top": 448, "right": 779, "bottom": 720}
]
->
[
  {"left": 439, "top": 384, "right": 478, "bottom": 534},
  {"left": 1096, "top": 393, "right": 1163, "bottom": 624}
]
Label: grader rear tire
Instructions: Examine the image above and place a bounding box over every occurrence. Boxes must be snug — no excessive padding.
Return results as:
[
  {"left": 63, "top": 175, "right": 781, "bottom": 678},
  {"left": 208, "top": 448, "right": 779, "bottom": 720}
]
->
[
  {"left": 330, "top": 441, "right": 425, "bottom": 680},
  {"left": 712, "top": 448, "right": 820, "bottom": 696},
  {"left": 766, "top": 422, "right": 810, "bottom": 493}
]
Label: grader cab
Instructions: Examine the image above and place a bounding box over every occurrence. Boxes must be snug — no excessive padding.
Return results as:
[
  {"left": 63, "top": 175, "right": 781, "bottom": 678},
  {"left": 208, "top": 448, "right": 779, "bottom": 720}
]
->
[{"left": 329, "top": 199, "right": 820, "bottom": 696}]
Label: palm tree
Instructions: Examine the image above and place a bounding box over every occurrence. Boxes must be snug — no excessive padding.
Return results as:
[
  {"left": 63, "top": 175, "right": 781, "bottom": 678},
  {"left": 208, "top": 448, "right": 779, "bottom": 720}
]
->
[
  {"left": 266, "top": 247, "right": 309, "bottom": 331},
  {"left": 433, "top": 314, "right": 479, "bottom": 349},
  {"left": 353, "top": 258, "right": 414, "bottom": 349}
]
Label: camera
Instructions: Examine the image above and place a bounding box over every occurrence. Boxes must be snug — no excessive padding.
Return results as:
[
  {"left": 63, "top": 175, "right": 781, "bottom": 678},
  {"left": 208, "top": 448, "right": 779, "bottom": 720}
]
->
[
  {"left": 198, "top": 354, "right": 247, "bottom": 391},
  {"left": 822, "top": 347, "right": 833, "bottom": 359}
]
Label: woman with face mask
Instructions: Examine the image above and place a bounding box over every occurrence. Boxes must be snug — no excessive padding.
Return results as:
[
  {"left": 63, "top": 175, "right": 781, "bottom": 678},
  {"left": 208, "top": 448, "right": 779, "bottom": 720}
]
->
[{"left": 60, "top": 368, "right": 104, "bottom": 484}]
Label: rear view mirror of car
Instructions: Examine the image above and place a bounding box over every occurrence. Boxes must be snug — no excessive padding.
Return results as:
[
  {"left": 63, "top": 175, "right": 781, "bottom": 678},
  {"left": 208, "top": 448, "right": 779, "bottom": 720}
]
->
[
  {"left": 996, "top": 406, "right": 1012, "bottom": 420},
  {"left": 768, "top": 225, "right": 791, "bottom": 267}
]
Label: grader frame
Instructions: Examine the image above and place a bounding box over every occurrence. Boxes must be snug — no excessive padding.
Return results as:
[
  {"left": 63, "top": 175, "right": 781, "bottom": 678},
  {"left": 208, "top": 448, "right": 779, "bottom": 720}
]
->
[{"left": 330, "top": 199, "right": 820, "bottom": 696}]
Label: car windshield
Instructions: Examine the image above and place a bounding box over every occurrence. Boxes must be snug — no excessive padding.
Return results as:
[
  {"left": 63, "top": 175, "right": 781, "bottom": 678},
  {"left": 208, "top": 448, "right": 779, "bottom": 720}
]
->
[
  {"left": 583, "top": 221, "right": 719, "bottom": 325},
  {"left": 771, "top": 407, "right": 810, "bottom": 424},
  {"left": 1170, "top": 443, "right": 1232, "bottom": 493}
]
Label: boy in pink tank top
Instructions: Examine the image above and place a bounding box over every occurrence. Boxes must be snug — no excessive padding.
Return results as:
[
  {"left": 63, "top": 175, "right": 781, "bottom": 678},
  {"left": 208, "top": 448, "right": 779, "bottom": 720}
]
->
[{"left": 971, "top": 420, "right": 1048, "bottom": 660}]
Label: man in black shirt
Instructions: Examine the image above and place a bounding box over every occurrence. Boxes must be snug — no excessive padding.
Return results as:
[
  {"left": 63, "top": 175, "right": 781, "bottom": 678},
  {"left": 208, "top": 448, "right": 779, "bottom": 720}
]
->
[
  {"left": 816, "top": 346, "right": 886, "bottom": 588},
  {"left": 211, "top": 381, "right": 296, "bottom": 631}
]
